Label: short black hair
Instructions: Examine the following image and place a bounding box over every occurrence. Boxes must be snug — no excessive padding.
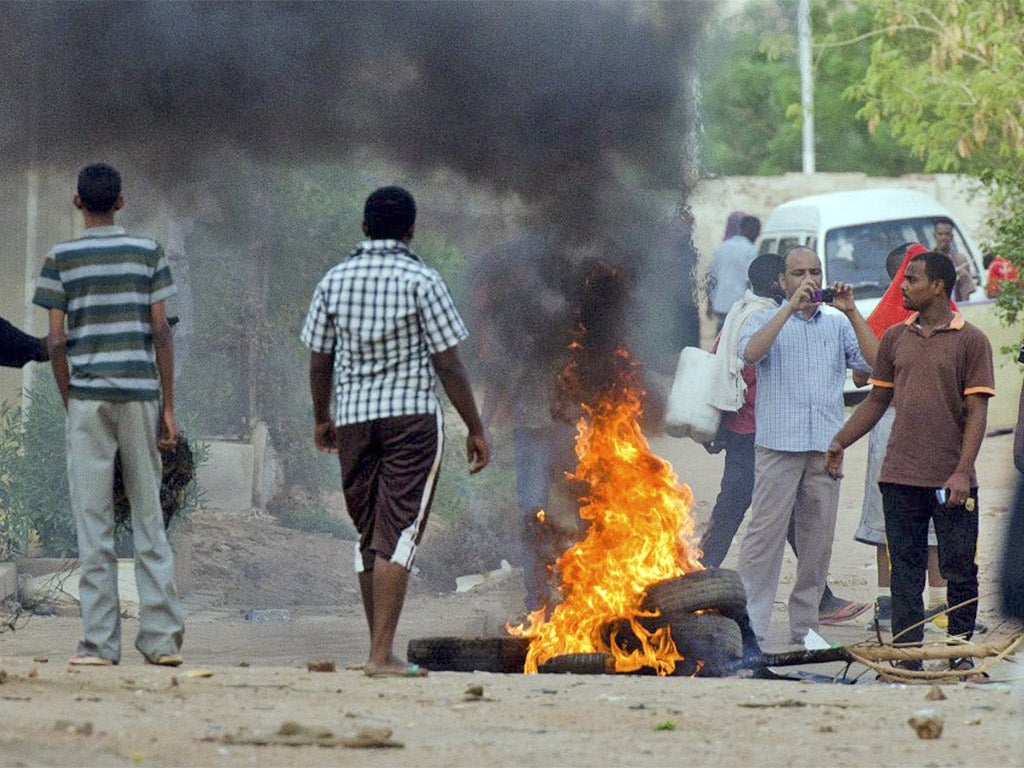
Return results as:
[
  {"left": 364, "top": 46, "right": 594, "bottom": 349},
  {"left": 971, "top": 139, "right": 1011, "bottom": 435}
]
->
[
  {"left": 363, "top": 186, "right": 416, "bottom": 239},
  {"left": 911, "top": 251, "right": 958, "bottom": 297},
  {"left": 77, "top": 164, "right": 121, "bottom": 213},
  {"left": 934, "top": 216, "right": 954, "bottom": 228},
  {"left": 885, "top": 242, "right": 917, "bottom": 280},
  {"left": 747, "top": 253, "right": 782, "bottom": 297},
  {"left": 739, "top": 215, "right": 761, "bottom": 242}
]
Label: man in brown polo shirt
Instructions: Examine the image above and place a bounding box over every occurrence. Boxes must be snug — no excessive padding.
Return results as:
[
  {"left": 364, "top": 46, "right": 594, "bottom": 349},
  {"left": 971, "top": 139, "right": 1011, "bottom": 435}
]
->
[{"left": 825, "top": 250, "right": 995, "bottom": 676}]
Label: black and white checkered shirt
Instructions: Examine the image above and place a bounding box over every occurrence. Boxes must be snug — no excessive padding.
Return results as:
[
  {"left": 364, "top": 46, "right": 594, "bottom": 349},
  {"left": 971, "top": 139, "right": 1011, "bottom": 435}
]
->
[{"left": 300, "top": 239, "right": 469, "bottom": 426}]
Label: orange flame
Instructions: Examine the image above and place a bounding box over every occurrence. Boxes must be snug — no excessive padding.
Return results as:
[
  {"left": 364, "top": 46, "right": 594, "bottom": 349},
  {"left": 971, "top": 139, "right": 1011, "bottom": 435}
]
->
[{"left": 509, "top": 360, "right": 702, "bottom": 675}]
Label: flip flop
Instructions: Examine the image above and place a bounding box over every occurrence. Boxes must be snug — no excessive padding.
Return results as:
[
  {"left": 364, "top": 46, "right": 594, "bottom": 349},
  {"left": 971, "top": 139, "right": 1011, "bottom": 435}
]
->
[
  {"left": 364, "top": 662, "right": 428, "bottom": 678},
  {"left": 819, "top": 600, "right": 871, "bottom": 625}
]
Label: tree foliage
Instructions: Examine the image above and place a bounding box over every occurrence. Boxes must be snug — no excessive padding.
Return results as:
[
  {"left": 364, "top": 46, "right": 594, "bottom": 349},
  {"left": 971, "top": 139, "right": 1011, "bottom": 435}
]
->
[
  {"left": 853, "top": 0, "right": 1024, "bottom": 325},
  {"left": 699, "top": 0, "right": 923, "bottom": 176}
]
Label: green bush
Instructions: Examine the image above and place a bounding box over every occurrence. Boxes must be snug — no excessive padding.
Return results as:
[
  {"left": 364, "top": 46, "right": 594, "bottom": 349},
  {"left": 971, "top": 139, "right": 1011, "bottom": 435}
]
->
[{"left": 0, "top": 371, "right": 204, "bottom": 559}]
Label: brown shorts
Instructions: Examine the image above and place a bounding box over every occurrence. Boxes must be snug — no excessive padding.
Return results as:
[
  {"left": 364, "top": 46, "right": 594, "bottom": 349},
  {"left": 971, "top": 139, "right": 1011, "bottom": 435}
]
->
[{"left": 336, "top": 412, "right": 443, "bottom": 572}]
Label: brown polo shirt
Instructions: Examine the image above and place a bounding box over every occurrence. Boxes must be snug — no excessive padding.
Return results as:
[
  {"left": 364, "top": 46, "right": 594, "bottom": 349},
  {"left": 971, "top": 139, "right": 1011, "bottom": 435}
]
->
[{"left": 869, "top": 312, "right": 995, "bottom": 488}]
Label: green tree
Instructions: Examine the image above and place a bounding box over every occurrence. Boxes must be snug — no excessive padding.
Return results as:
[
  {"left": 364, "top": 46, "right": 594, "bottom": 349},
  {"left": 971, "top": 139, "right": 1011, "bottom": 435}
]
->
[
  {"left": 699, "top": 0, "right": 923, "bottom": 176},
  {"left": 853, "top": 0, "right": 1024, "bottom": 325}
]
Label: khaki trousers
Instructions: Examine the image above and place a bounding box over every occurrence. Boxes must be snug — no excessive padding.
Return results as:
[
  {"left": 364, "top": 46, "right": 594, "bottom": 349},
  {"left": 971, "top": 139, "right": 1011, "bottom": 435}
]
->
[
  {"left": 67, "top": 399, "right": 184, "bottom": 662},
  {"left": 737, "top": 447, "right": 840, "bottom": 643}
]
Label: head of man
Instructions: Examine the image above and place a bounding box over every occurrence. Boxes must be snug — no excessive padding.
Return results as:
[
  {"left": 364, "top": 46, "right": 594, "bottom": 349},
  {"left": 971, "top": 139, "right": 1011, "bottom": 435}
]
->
[
  {"left": 748, "top": 252, "right": 784, "bottom": 301},
  {"left": 933, "top": 216, "right": 955, "bottom": 255},
  {"left": 885, "top": 242, "right": 919, "bottom": 281},
  {"left": 363, "top": 186, "right": 416, "bottom": 241},
  {"left": 739, "top": 215, "right": 761, "bottom": 244},
  {"left": 902, "top": 251, "right": 957, "bottom": 311},
  {"left": 75, "top": 163, "right": 122, "bottom": 213},
  {"left": 780, "top": 246, "right": 822, "bottom": 302}
]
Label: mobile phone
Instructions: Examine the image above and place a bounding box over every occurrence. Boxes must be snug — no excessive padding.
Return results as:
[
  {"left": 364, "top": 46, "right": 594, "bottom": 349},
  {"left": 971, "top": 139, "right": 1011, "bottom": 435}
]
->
[
  {"left": 811, "top": 287, "right": 835, "bottom": 303},
  {"left": 935, "top": 488, "right": 948, "bottom": 505}
]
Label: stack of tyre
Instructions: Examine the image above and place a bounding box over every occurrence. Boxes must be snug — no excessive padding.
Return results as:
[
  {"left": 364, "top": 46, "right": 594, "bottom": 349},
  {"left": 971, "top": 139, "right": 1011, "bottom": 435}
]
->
[
  {"left": 408, "top": 568, "right": 757, "bottom": 676},
  {"left": 634, "top": 567, "right": 756, "bottom": 677}
]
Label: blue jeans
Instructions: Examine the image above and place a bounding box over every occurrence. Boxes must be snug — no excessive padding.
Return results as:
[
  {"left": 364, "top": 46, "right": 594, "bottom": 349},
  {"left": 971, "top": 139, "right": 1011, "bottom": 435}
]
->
[{"left": 700, "top": 430, "right": 755, "bottom": 568}]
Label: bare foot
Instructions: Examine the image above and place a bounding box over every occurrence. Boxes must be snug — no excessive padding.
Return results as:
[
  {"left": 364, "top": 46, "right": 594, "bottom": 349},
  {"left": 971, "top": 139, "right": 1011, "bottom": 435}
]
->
[{"left": 363, "top": 657, "right": 428, "bottom": 678}]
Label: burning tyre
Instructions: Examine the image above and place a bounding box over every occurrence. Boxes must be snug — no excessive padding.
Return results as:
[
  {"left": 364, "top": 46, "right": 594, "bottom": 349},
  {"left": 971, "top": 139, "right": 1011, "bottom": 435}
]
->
[
  {"left": 640, "top": 568, "right": 747, "bottom": 620},
  {"left": 406, "top": 636, "right": 530, "bottom": 673}
]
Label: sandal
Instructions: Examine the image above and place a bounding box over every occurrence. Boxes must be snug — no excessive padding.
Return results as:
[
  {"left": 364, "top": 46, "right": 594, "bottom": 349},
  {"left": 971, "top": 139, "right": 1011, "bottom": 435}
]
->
[{"left": 950, "top": 657, "right": 989, "bottom": 682}]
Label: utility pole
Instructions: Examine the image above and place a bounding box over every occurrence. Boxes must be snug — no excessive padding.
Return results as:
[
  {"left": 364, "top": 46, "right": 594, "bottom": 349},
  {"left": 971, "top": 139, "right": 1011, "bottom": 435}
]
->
[{"left": 798, "top": 0, "right": 815, "bottom": 173}]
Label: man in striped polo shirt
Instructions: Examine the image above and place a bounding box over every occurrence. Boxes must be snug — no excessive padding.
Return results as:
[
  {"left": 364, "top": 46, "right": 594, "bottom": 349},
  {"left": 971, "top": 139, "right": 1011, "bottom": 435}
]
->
[
  {"left": 302, "top": 186, "right": 489, "bottom": 677},
  {"left": 33, "top": 164, "right": 184, "bottom": 667}
]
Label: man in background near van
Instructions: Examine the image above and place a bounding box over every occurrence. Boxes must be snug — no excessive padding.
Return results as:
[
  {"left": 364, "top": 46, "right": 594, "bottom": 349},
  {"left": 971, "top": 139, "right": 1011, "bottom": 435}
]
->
[
  {"left": 736, "top": 247, "right": 877, "bottom": 646},
  {"left": 826, "top": 251, "right": 994, "bottom": 678},
  {"left": 933, "top": 216, "right": 977, "bottom": 301},
  {"left": 707, "top": 215, "right": 760, "bottom": 332}
]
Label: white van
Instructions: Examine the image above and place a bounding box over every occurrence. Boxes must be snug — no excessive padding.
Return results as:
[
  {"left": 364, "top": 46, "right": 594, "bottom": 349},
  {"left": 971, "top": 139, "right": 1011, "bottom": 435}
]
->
[
  {"left": 758, "top": 188, "right": 984, "bottom": 309},
  {"left": 757, "top": 188, "right": 1018, "bottom": 430}
]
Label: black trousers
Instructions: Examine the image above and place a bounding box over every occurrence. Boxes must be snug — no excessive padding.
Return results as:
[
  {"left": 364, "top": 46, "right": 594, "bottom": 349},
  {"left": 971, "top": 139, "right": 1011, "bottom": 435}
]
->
[{"left": 880, "top": 483, "right": 979, "bottom": 645}]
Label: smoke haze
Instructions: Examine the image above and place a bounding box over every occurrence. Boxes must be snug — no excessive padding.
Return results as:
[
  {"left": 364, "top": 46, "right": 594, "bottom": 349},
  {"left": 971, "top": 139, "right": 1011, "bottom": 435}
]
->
[{"left": 2, "top": 1, "right": 711, "bottom": 233}]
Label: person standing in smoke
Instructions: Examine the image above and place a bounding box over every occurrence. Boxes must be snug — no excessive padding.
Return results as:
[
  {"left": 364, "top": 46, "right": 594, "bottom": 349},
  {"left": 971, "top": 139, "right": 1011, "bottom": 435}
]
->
[
  {"left": 33, "top": 163, "right": 184, "bottom": 667},
  {"left": 303, "top": 186, "right": 489, "bottom": 677},
  {"left": 469, "top": 235, "right": 578, "bottom": 617}
]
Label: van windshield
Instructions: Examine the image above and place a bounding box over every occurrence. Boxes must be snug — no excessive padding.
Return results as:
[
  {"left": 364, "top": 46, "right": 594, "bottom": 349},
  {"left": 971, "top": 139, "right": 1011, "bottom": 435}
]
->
[{"left": 824, "top": 217, "right": 974, "bottom": 299}]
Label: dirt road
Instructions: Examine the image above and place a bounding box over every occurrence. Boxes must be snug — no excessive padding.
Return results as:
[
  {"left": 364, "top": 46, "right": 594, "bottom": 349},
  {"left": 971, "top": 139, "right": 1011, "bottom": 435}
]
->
[{"left": 1, "top": 431, "right": 1021, "bottom": 767}]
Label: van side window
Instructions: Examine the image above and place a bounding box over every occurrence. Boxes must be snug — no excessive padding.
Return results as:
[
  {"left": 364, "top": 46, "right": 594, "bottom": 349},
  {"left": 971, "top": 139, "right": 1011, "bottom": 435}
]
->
[
  {"left": 759, "top": 238, "right": 777, "bottom": 256},
  {"left": 824, "top": 217, "right": 977, "bottom": 299},
  {"left": 778, "top": 237, "right": 800, "bottom": 256}
]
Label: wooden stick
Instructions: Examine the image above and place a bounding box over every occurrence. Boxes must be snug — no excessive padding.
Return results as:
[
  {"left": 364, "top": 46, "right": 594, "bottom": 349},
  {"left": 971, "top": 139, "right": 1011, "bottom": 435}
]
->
[{"left": 756, "top": 635, "right": 1020, "bottom": 668}]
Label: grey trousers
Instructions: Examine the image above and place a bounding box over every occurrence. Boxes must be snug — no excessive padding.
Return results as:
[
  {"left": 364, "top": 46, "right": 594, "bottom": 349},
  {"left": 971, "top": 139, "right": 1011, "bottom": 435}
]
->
[
  {"left": 67, "top": 399, "right": 184, "bottom": 662},
  {"left": 737, "top": 447, "right": 840, "bottom": 643}
]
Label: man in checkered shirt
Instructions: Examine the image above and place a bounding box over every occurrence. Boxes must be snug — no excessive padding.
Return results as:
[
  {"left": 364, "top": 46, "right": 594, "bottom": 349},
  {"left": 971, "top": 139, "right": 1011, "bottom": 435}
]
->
[
  {"left": 735, "top": 246, "right": 877, "bottom": 647},
  {"left": 301, "top": 186, "right": 489, "bottom": 678}
]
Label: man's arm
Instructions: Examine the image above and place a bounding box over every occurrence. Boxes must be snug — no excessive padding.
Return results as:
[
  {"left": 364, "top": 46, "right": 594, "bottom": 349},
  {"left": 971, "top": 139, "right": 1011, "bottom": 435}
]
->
[
  {"left": 150, "top": 300, "right": 177, "bottom": 450},
  {"left": 742, "top": 283, "right": 809, "bottom": 363},
  {"left": 46, "top": 309, "right": 70, "bottom": 408},
  {"left": 0, "top": 317, "right": 47, "bottom": 368},
  {"left": 828, "top": 282, "right": 878, "bottom": 368},
  {"left": 309, "top": 351, "right": 336, "bottom": 454},
  {"left": 1014, "top": 378, "right": 1024, "bottom": 475},
  {"left": 943, "top": 393, "right": 989, "bottom": 506},
  {"left": 951, "top": 250, "right": 977, "bottom": 301},
  {"left": 432, "top": 346, "right": 490, "bottom": 473},
  {"left": 824, "top": 385, "right": 893, "bottom": 479}
]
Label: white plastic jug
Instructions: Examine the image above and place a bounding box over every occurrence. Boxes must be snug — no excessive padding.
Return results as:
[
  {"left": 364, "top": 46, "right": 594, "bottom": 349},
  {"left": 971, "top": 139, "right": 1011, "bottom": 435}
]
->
[{"left": 664, "top": 346, "right": 721, "bottom": 443}]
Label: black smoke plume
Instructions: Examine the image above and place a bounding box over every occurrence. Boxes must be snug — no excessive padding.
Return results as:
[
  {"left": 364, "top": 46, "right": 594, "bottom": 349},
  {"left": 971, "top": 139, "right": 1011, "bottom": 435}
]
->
[{"left": 2, "top": 1, "right": 710, "bottom": 240}]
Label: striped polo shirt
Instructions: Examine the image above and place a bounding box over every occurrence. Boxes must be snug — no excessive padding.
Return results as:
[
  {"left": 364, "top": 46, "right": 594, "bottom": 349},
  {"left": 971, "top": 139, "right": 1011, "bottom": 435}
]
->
[
  {"left": 33, "top": 225, "right": 176, "bottom": 402},
  {"left": 300, "top": 239, "right": 468, "bottom": 426}
]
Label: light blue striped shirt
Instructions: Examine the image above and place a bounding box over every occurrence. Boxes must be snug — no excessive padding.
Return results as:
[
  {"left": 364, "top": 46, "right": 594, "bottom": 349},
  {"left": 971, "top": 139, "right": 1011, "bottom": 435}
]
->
[
  {"left": 738, "top": 305, "right": 869, "bottom": 452},
  {"left": 33, "top": 225, "right": 175, "bottom": 402}
]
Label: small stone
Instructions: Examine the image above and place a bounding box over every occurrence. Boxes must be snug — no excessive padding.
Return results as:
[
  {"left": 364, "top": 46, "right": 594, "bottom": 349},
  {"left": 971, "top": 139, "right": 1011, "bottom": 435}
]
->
[
  {"left": 307, "top": 660, "right": 336, "bottom": 673},
  {"left": 925, "top": 685, "right": 947, "bottom": 701},
  {"left": 908, "top": 709, "right": 944, "bottom": 740}
]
